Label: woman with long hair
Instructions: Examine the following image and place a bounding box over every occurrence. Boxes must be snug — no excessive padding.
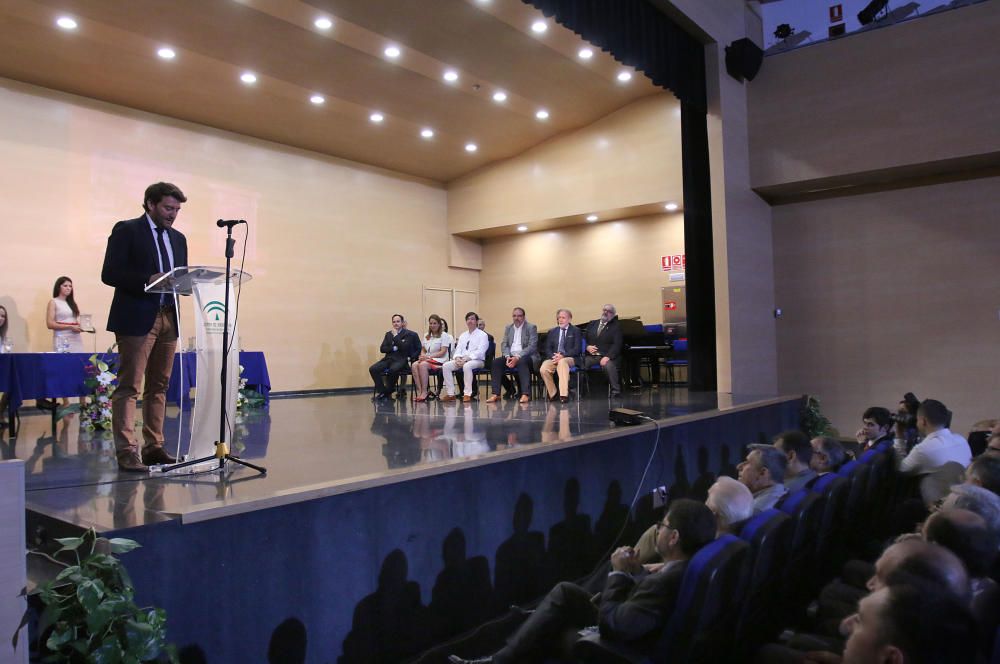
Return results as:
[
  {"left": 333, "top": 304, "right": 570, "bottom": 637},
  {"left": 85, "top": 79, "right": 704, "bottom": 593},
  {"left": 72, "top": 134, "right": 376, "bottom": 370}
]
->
[
  {"left": 412, "top": 314, "right": 453, "bottom": 402},
  {"left": 0, "top": 304, "right": 9, "bottom": 350},
  {"left": 47, "top": 276, "right": 85, "bottom": 353}
]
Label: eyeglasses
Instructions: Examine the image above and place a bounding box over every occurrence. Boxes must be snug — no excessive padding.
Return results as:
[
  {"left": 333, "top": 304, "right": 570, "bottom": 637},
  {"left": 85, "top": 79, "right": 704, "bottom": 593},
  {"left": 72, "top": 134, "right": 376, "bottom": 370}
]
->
[{"left": 655, "top": 521, "right": 674, "bottom": 532}]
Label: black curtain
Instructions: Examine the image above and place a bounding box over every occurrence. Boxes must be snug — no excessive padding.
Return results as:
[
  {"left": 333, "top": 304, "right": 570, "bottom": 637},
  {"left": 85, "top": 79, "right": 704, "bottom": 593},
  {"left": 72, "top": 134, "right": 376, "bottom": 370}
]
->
[{"left": 523, "top": 0, "right": 716, "bottom": 390}]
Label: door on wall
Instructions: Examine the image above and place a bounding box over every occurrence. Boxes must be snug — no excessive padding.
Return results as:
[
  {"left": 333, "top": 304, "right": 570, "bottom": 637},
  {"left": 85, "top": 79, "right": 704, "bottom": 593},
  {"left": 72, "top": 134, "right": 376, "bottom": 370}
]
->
[
  {"left": 661, "top": 285, "right": 687, "bottom": 339},
  {"left": 422, "top": 287, "right": 478, "bottom": 336}
]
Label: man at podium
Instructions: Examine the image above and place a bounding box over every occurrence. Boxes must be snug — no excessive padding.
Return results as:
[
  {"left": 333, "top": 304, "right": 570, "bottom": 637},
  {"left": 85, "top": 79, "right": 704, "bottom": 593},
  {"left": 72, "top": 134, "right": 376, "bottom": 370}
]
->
[{"left": 101, "top": 182, "right": 189, "bottom": 472}]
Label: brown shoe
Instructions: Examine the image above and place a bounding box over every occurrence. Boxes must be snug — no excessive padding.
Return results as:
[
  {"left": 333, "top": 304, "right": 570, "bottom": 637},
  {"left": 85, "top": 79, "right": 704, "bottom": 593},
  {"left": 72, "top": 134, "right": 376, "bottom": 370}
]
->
[
  {"left": 117, "top": 451, "right": 149, "bottom": 473},
  {"left": 142, "top": 446, "right": 177, "bottom": 465},
  {"left": 441, "top": 394, "right": 457, "bottom": 402},
  {"left": 462, "top": 395, "right": 472, "bottom": 403},
  {"left": 519, "top": 395, "right": 530, "bottom": 404},
  {"left": 486, "top": 395, "right": 500, "bottom": 403}
]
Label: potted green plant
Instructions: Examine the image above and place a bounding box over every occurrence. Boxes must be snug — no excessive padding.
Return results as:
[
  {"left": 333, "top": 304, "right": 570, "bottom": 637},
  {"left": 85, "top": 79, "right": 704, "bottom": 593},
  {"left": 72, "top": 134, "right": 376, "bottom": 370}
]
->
[{"left": 15, "top": 528, "right": 176, "bottom": 663}]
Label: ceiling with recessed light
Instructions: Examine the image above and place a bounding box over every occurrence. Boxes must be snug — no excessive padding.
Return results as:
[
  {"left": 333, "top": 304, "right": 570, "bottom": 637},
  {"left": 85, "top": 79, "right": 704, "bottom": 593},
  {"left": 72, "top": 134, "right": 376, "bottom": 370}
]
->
[{"left": 0, "top": 0, "right": 663, "bottom": 183}]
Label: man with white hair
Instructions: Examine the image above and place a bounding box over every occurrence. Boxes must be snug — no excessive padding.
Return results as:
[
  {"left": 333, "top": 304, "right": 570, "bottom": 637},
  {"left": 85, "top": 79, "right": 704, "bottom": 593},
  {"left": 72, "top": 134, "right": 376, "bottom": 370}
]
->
[{"left": 583, "top": 304, "right": 624, "bottom": 397}]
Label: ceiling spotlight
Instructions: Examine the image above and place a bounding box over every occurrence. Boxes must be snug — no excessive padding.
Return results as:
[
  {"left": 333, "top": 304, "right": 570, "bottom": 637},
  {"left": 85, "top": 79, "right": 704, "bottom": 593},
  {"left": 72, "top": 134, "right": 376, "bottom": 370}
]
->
[
  {"left": 443, "top": 70, "right": 459, "bottom": 83},
  {"left": 310, "top": 94, "right": 325, "bottom": 105},
  {"left": 617, "top": 71, "right": 633, "bottom": 82},
  {"left": 156, "top": 47, "right": 176, "bottom": 60},
  {"left": 465, "top": 143, "right": 478, "bottom": 153},
  {"left": 56, "top": 16, "right": 78, "bottom": 30},
  {"left": 370, "top": 112, "right": 384, "bottom": 123},
  {"left": 492, "top": 91, "right": 507, "bottom": 102},
  {"left": 240, "top": 72, "right": 257, "bottom": 84},
  {"left": 531, "top": 20, "right": 547, "bottom": 33},
  {"left": 535, "top": 109, "right": 549, "bottom": 120},
  {"left": 578, "top": 48, "right": 593, "bottom": 60},
  {"left": 517, "top": 225, "right": 528, "bottom": 232},
  {"left": 664, "top": 202, "right": 679, "bottom": 211},
  {"left": 384, "top": 45, "right": 401, "bottom": 59},
  {"left": 420, "top": 128, "right": 434, "bottom": 139},
  {"left": 586, "top": 214, "right": 598, "bottom": 222},
  {"left": 314, "top": 17, "right": 333, "bottom": 30}
]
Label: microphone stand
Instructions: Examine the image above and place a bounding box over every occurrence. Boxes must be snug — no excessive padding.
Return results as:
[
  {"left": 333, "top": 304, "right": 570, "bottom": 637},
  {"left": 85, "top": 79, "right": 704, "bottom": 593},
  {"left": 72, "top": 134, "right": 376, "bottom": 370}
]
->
[{"left": 165, "top": 220, "right": 266, "bottom": 475}]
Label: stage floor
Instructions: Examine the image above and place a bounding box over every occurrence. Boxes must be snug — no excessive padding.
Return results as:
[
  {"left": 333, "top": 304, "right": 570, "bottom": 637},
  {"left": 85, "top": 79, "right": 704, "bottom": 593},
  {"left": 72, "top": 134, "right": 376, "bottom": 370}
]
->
[{"left": 6, "top": 388, "right": 793, "bottom": 532}]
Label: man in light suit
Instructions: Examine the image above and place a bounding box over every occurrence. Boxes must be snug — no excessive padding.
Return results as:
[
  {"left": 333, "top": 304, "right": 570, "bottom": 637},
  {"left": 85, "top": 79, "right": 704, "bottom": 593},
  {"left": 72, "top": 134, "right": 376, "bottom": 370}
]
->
[
  {"left": 584, "top": 304, "right": 624, "bottom": 397},
  {"left": 486, "top": 307, "right": 539, "bottom": 404},
  {"left": 102, "top": 182, "right": 189, "bottom": 472},
  {"left": 539, "top": 309, "right": 583, "bottom": 403},
  {"left": 448, "top": 499, "right": 717, "bottom": 664}
]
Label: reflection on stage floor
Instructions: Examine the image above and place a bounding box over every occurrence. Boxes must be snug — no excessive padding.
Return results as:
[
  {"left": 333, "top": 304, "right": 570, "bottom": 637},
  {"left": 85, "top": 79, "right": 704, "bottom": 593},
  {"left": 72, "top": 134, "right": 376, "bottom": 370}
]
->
[{"left": 5, "top": 388, "right": 786, "bottom": 532}]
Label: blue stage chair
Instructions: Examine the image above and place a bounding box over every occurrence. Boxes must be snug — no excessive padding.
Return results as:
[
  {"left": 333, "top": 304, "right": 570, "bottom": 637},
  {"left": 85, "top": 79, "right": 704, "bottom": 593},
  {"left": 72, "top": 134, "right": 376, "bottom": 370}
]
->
[{"left": 664, "top": 338, "right": 688, "bottom": 385}]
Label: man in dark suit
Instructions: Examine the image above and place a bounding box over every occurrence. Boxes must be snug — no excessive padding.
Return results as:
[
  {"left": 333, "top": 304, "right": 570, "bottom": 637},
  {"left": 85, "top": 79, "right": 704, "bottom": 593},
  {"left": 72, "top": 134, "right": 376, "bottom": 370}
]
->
[
  {"left": 369, "top": 314, "right": 421, "bottom": 399},
  {"left": 539, "top": 308, "right": 583, "bottom": 403},
  {"left": 449, "top": 499, "right": 717, "bottom": 664},
  {"left": 102, "top": 182, "right": 189, "bottom": 472},
  {"left": 584, "top": 304, "right": 624, "bottom": 397},
  {"left": 486, "top": 307, "right": 539, "bottom": 404}
]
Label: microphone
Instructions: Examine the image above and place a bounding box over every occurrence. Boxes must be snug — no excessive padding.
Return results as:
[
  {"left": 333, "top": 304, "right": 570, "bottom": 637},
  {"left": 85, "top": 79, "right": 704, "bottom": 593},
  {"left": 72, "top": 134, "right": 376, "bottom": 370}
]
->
[{"left": 216, "top": 219, "right": 247, "bottom": 228}]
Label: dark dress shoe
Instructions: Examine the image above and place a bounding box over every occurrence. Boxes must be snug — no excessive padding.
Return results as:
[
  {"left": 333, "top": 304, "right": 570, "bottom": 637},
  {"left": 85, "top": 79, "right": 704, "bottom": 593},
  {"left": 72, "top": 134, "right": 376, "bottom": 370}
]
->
[
  {"left": 448, "top": 656, "right": 493, "bottom": 664},
  {"left": 142, "top": 446, "right": 176, "bottom": 465},
  {"left": 117, "top": 452, "right": 149, "bottom": 473},
  {"left": 560, "top": 396, "right": 569, "bottom": 403}
]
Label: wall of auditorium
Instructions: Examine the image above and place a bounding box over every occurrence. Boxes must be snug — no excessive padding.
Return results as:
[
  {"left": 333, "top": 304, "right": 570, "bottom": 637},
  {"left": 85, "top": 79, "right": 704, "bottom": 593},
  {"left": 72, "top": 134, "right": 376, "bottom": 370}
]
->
[
  {"left": 748, "top": 0, "right": 1000, "bottom": 195},
  {"left": 478, "top": 213, "right": 684, "bottom": 333},
  {"left": 771, "top": 175, "right": 1000, "bottom": 436},
  {"left": 446, "top": 93, "right": 683, "bottom": 234},
  {"left": 0, "top": 78, "right": 477, "bottom": 391}
]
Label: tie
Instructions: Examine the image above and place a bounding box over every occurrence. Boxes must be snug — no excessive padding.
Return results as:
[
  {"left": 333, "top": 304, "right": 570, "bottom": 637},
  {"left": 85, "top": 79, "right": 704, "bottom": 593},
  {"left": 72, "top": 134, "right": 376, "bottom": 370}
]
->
[
  {"left": 598, "top": 321, "right": 606, "bottom": 336},
  {"left": 558, "top": 327, "right": 566, "bottom": 354},
  {"left": 155, "top": 227, "right": 172, "bottom": 305}
]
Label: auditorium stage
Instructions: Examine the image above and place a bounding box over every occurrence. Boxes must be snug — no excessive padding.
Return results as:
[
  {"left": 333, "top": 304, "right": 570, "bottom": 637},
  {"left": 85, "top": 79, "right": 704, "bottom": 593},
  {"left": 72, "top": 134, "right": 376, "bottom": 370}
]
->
[{"left": 9, "top": 389, "right": 802, "bottom": 662}]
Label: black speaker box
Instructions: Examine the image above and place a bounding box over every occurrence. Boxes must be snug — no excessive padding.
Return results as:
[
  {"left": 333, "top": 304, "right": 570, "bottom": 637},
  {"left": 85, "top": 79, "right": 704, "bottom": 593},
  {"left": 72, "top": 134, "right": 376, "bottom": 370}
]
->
[{"left": 725, "top": 38, "right": 763, "bottom": 82}]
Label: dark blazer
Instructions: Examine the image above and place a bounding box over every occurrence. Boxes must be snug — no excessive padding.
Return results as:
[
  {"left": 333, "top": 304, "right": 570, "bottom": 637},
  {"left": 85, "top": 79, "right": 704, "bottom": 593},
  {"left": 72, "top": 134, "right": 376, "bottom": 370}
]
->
[
  {"left": 543, "top": 324, "right": 583, "bottom": 364},
  {"left": 102, "top": 215, "right": 188, "bottom": 336},
  {"left": 585, "top": 315, "right": 624, "bottom": 361},
  {"left": 379, "top": 329, "right": 421, "bottom": 363},
  {"left": 598, "top": 559, "right": 688, "bottom": 648}
]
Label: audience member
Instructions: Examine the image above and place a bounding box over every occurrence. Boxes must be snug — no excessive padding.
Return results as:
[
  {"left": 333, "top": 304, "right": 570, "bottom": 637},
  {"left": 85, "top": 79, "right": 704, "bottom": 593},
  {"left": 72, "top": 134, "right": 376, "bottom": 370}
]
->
[
  {"left": 442, "top": 312, "right": 489, "bottom": 403},
  {"left": 939, "top": 484, "right": 1000, "bottom": 542},
  {"left": 922, "top": 509, "right": 997, "bottom": 596},
  {"left": 987, "top": 429, "right": 1000, "bottom": 457},
  {"left": 412, "top": 314, "right": 453, "bottom": 402},
  {"left": 539, "top": 309, "right": 583, "bottom": 404},
  {"left": 809, "top": 436, "right": 847, "bottom": 479},
  {"left": 369, "top": 314, "right": 421, "bottom": 400},
  {"left": 774, "top": 430, "right": 817, "bottom": 493},
  {"left": 47, "top": 276, "right": 85, "bottom": 352},
  {"left": 448, "top": 500, "right": 716, "bottom": 664},
  {"left": 854, "top": 406, "right": 894, "bottom": 454},
  {"left": 739, "top": 445, "right": 789, "bottom": 514},
  {"left": 486, "top": 307, "right": 538, "bottom": 405},
  {"left": 894, "top": 399, "right": 971, "bottom": 475},
  {"left": 0, "top": 304, "right": 8, "bottom": 350},
  {"left": 583, "top": 304, "right": 623, "bottom": 397},
  {"left": 966, "top": 453, "right": 1000, "bottom": 495}
]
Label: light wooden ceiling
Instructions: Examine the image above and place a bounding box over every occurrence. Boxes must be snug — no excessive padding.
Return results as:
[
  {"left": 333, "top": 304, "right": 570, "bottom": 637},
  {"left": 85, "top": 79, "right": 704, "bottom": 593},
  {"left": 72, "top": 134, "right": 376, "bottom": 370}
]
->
[{"left": 0, "top": 0, "right": 663, "bottom": 183}]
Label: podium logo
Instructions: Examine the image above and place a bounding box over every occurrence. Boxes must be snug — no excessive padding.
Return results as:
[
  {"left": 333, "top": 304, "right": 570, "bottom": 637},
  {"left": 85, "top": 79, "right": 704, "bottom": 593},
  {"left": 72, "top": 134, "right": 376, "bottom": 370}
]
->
[{"left": 203, "top": 300, "right": 227, "bottom": 321}]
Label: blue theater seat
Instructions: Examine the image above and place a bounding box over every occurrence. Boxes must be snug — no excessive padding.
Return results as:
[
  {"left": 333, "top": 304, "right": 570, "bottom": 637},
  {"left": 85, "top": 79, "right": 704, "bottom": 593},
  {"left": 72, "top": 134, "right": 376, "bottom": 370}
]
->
[{"left": 733, "top": 509, "right": 793, "bottom": 659}]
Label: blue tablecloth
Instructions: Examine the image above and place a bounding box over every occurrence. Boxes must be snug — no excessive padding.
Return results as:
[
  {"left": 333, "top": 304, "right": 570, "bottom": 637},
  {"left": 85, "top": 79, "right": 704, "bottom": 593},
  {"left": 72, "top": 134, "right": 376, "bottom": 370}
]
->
[{"left": 0, "top": 351, "right": 270, "bottom": 413}]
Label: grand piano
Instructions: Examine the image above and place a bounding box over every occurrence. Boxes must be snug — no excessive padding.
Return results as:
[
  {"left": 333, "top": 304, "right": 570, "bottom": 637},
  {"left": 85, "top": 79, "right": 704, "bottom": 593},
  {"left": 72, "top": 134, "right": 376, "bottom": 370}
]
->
[{"left": 620, "top": 318, "right": 686, "bottom": 387}]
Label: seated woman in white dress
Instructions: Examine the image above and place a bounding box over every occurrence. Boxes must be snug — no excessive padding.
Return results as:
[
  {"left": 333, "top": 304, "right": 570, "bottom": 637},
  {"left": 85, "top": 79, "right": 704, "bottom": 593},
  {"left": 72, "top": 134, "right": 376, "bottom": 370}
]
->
[
  {"left": 47, "top": 276, "right": 85, "bottom": 353},
  {"left": 412, "top": 314, "right": 453, "bottom": 402}
]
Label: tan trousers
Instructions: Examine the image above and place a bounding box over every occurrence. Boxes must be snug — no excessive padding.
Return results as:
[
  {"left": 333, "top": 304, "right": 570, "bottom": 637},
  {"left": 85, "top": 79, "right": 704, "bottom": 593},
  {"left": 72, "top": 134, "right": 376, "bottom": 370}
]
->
[
  {"left": 539, "top": 356, "right": 575, "bottom": 397},
  {"left": 112, "top": 309, "right": 177, "bottom": 454}
]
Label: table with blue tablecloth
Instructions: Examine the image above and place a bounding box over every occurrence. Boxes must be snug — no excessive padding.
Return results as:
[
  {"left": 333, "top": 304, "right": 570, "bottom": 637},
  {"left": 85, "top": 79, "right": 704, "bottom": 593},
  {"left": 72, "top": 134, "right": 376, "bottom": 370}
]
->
[{"left": 0, "top": 351, "right": 270, "bottom": 418}]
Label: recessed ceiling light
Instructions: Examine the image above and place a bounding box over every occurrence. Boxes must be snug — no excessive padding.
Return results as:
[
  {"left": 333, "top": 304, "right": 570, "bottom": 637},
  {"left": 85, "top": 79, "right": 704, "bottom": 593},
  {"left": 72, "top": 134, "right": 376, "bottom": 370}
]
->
[
  {"left": 531, "top": 20, "right": 547, "bottom": 33},
  {"left": 240, "top": 72, "right": 257, "bottom": 84},
  {"left": 578, "top": 48, "right": 593, "bottom": 60},
  {"left": 492, "top": 91, "right": 507, "bottom": 103},
  {"left": 586, "top": 214, "right": 598, "bottom": 222},
  {"left": 370, "top": 112, "right": 384, "bottom": 123},
  {"left": 664, "top": 202, "right": 679, "bottom": 211},
  {"left": 617, "top": 71, "right": 633, "bottom": 82},
  {"left": 420, "top": 128, "right": 434, "bottom": 139},
  {"left": 310, "top": 94, "right": 325, "bottom": 105},
  {"left": 56, "top": 16, "right": 78, "bottom": 30},
  {"left": 157, "top": 47, "right": 176, "bottom": 60},
  {"left": 535, "top": 109, "right": 549, "bottom": 120},
  {"left": 517, "top": 225, "right": 528, "bottom": 232},
  {"left": 314, "top": 17, "right": 333, "bottom": 30},
  {"left": 465, "top": 143, "right": 478, "bottom": 153},
  {"left": 443, "top": 70, "right": 459, "bottom": 83},
  {"left": 384, "top": 45, "right": 401, "bottom": 59}
]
